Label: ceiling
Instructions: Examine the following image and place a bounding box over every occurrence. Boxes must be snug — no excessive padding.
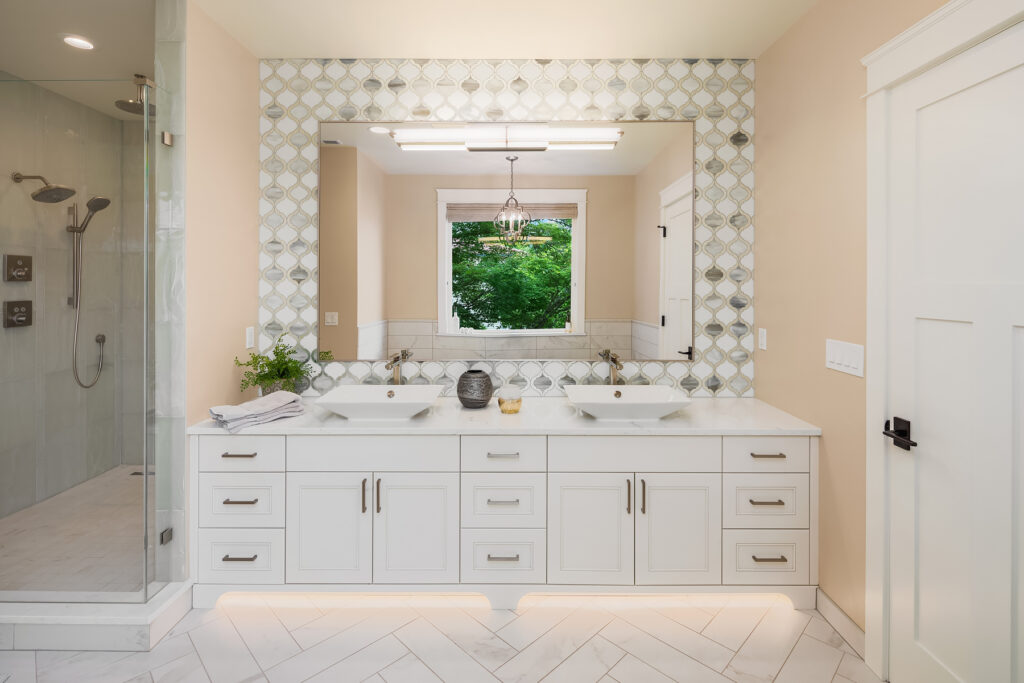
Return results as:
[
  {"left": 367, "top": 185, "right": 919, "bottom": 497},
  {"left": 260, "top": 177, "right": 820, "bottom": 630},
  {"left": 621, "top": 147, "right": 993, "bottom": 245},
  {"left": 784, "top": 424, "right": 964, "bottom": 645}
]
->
[
  {"left": 193, "top": 0, "right": 816, "bottom": 59},
  {"left": 0, "top": 0, "right": 155, "bottom": 120},
  {"left": 320, "top": 122, "right": 693, "bottom": 176}
]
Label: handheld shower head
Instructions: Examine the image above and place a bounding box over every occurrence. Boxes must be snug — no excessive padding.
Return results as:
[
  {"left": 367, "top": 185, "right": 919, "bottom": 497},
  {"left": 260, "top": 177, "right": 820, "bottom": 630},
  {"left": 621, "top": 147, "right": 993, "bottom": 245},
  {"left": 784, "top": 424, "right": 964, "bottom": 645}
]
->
[
  {"left": 11, "top": 172, "right": 76, "bottom": 203},
  {"left": 77, "top": 196, "right": 111, "bottom": 232}
]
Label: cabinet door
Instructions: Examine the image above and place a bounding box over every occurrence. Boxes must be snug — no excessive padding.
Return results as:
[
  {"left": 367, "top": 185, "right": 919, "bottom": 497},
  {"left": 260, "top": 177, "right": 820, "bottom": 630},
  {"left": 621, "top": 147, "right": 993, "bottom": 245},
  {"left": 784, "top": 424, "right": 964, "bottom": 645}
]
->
[
  {"left": 373, "top": 472, "right": 459, "bottom": 584},
  {"left": 548, "top": 473, "right": 634, "bottom": 585},
  {"left": 286, "top": 472, "right": 372, "bottom": 583},
  {"left": 635, "top": 473, "right": 721, "bottom": 585}
]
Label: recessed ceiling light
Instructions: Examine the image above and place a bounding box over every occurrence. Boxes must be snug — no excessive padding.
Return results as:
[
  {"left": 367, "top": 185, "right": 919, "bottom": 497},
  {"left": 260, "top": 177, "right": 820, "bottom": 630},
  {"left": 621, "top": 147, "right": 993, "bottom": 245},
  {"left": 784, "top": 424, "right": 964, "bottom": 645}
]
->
[
  {"left": 63, "top": 35, "right": 94, "bottom": 50},
  {"left": 368, "top": 126, "right": 391, "bottom": 135}
]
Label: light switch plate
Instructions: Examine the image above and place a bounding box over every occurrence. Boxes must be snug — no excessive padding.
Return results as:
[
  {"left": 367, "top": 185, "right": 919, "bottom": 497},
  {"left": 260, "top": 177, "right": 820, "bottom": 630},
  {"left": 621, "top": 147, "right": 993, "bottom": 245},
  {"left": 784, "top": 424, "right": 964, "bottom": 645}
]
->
[
  {"left": 826, "top": 339, "right": 864, "bottom": 377},
  {"left": 245, "top": 326, "right": 255, "bottom": 349},
  {"left": 324, "top": 312, "right": 339, "bottom": 326},
  {"left": 758, "top": 327, "right": 767, "bottom": 351}
]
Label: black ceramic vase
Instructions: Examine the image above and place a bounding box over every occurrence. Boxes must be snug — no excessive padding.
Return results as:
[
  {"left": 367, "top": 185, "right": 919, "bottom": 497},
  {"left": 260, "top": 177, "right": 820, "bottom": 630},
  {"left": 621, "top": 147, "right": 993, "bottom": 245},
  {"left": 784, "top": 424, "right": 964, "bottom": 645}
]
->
[{"left": 456, "top": 369, "right": 493, "bottom": 409}]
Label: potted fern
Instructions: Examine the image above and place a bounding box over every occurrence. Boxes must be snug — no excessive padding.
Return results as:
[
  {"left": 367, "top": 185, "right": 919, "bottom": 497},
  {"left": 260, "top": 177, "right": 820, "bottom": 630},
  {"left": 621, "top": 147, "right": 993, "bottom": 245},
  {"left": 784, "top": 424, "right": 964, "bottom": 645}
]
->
[{"left": 235, "top": 338, "right": 312, "bottom": 395}]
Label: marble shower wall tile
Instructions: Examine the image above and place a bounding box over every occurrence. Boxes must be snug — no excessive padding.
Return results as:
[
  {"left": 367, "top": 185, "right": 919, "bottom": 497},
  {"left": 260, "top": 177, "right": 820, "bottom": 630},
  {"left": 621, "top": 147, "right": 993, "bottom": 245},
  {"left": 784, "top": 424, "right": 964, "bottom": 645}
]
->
[{"left": 258, "top": 58, "right": 755, "bottom": 398}]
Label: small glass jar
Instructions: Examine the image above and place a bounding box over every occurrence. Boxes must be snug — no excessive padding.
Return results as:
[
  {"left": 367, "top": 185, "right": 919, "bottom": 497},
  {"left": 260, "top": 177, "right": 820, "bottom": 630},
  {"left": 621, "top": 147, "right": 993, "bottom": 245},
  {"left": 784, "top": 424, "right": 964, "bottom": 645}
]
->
[{"left": 497, "top": 385, "right": 523, "bottom": 414}]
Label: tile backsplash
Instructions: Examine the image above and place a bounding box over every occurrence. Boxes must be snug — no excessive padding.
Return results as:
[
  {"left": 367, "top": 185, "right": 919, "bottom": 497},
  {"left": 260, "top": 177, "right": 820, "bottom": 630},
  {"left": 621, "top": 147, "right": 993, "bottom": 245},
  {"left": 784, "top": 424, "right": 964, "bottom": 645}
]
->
[{"left": 258, "top": 58, "right": 755, "bottom": 397}]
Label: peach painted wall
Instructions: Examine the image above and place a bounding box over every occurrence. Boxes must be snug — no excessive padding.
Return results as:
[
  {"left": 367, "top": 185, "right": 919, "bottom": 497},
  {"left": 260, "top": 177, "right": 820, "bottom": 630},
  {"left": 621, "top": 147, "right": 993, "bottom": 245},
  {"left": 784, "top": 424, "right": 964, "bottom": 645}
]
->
[
  {"left": 318, "top": 146, "right": 358, "bottom": 358},
  {"left": 383, "top": 173, "right": 637, "bottom": 321},
  {"left": 633, "top": 128, "right": 694, "bottom": 325},
  {"left": 755, "top": 0, "right": 946, "bottom": 628},
  {"left": 185, "top": 1, "right": 259, "bottom": 422}
]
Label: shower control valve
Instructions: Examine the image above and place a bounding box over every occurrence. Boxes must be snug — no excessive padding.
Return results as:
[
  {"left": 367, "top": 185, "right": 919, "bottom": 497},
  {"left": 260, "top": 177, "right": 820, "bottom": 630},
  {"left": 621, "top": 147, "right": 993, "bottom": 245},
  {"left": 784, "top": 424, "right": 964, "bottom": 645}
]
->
[
  {"left": 3, "top": 301, "right": 32, "bottom": 328},
  {"left": 3, "top": 255, "right": 32, "bottom": 282}
]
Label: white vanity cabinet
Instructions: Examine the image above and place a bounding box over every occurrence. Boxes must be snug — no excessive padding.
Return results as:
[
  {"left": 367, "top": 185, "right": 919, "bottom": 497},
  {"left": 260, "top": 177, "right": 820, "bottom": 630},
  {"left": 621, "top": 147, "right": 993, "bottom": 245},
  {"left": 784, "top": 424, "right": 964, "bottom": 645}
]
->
[{"left": 188, "top": 398, "right": 820, "bottom": 609}]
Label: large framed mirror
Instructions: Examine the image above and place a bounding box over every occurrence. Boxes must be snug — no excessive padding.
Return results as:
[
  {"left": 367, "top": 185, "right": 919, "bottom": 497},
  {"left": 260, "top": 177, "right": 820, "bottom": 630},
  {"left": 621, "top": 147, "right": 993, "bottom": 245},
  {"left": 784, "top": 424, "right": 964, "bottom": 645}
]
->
[{"left": 317, "top": 121, "right": 694, "bottom": 362}]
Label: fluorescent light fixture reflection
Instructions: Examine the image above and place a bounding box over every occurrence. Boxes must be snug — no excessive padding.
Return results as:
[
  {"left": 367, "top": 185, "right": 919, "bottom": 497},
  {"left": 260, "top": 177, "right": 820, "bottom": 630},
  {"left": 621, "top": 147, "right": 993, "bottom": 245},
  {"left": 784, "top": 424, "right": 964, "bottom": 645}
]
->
[
  {"left": 63, "top": 35, "right": 94, "bottom": 50},
  {"left": 391, "top": 125, "right": 622, "bottom": 152}
]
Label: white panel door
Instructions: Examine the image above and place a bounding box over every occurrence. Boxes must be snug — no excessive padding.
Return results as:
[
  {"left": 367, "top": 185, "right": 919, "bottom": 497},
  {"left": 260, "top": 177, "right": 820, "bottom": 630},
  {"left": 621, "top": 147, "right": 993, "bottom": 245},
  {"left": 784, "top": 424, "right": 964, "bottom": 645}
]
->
[
  {"left": 659, "top": 177, "right": 694, "bottom": 358},
  {"left": 373, "top": 472, "right": 459, "bottom": 584},
  {"left": 286, "top": 472, "right": 371, "bottom": 583},
  {"left": 886, "top": 20, "right": 1024, "bottom": 683},
  {"left": 636, "top": 473, "right": 721, "bottom": 585},
  {"left": 548, "top": 473, "right": 634, "bottom": 585}
]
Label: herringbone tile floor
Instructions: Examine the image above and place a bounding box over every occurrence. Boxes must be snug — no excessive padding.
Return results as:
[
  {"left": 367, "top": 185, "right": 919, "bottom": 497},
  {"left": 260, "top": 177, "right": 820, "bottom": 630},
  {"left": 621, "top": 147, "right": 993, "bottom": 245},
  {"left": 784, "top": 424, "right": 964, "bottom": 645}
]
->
[{"left": 0, "top": 593, "right": 880, "bottom": 682}]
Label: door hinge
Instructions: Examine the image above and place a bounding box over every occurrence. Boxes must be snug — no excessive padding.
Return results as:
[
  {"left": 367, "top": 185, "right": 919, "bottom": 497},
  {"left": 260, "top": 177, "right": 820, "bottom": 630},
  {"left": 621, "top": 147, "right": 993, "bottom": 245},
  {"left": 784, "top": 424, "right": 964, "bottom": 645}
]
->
[
  {"left": 159, "top": 527, "right": 173, "bottom": 545},
  {"left": 678, "top": 346, "right": 694, "bottom": 361},
  {"left": 657, "top": 225, "right": 666, "bottom": 237},
  {"left": 660, "top": 315, "right": 665, "bottom": 327}
]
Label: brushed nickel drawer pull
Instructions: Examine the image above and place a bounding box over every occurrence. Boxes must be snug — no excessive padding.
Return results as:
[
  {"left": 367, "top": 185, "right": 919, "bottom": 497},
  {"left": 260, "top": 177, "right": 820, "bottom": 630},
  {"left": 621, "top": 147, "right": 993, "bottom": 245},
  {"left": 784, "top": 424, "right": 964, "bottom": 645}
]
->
[
  {"left": 750, "top": 452, "right": 786, "bottom": 459},
  {"left": 626, "top": 478, "right": 631, "bottom": 514},
  {"left": 486, "top": 452, "right": 520, "bottom": 458},
  {"left": 749, "top": 499, "right": 786, "bottom": 506},
  {"left": 487, "top": 553, "right": 520, "bottom": 562},
  {"left": 641, "top": 478, "right": 646, "bottom": 514},
  {"left": 222, "top": 554, "right": 258, "bottom": 562},
  {"left": 361, "top": 478, "right": 367, "bottom": 514},
  {"left": 486, "top": 498, "right": 520, "bottom": 506},
  {"left": 221, "top": 452, "right": 257, "bottom": 458},
  {"left": 222, "top": 498, "right": 259, "bottom": 505},
  {"left": 376, "top": 478, "right": 382, "bottom": 513},
  {"left": 751, "top": 554, "right": 788, "bottom": 563}
]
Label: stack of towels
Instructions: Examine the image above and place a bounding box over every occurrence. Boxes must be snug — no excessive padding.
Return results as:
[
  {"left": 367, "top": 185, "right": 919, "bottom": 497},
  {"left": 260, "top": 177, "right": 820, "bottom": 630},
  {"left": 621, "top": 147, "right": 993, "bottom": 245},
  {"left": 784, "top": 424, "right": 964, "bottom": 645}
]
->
[{"left": 209, "top": 390, "right": 304, "bottom": 433}]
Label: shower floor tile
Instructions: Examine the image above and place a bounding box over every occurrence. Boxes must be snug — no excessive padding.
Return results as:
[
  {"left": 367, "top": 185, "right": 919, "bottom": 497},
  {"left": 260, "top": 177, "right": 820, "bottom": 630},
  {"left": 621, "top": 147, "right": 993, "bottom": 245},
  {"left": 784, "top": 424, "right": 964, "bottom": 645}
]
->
[{"left": 0, "top": 465, "right": 148, "bottom": 597}]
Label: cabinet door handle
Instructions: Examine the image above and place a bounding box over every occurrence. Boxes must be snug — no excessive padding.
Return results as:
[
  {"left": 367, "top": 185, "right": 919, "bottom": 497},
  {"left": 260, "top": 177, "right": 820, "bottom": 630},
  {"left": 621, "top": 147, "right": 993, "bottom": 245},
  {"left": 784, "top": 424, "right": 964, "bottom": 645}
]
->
[
  {"left": 361, "top": 478, "right": 367, "bottom": 513},
  {"left": 222, "top": 554, "right": 258, "bottom": 562},
  {"left": 221, "top": 452, "right": 257, "bottom": 458},
  {"left": 626, "top": 478, "right": 631, "bottom": 514},
  {"left": 641, "top": 479, "right": 646, "bottom": 514},
  {"left": 376, "top": 478, "right": 382, "bottom": 513},
  {"left": 750, "top": 452, "right": 786, "bottom": 459},
  {"left": 222, "top": 498, "right": 258, "bottom": 505},
  {"left": 487, "top": 553, "right": 520, "bottom": 562},
  {"left": 486, "top": 498, "right": 520, "bottom": 506},
  {"left": 751, "top": 554, "right": 788, "bottom": 563},
  {"left": 749, "top": 498, "right": 786, "bottom": 506},
  {"left": 486, "top": 452, "right": 520, "bottom": 459}
]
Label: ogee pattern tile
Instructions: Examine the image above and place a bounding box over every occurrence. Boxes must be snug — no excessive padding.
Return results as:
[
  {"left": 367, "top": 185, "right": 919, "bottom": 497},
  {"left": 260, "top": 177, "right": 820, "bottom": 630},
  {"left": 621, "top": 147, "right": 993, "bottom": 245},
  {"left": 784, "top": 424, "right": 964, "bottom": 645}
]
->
[{"left": 257, "top": 58, "right": 755, "bottom": 397}]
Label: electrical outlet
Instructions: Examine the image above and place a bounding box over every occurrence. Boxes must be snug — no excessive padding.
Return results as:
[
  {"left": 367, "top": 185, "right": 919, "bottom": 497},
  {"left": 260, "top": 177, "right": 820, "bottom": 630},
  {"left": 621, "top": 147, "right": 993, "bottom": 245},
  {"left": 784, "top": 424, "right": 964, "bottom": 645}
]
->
[
  {"left": 324, "top": 311, "right": 339, "bottom": 326},
  {"left": 245, "top": 326, "right": 255, "bottom": 349},
  {"left": 758, "top": 327, "right": 767, "bottom": 351}
]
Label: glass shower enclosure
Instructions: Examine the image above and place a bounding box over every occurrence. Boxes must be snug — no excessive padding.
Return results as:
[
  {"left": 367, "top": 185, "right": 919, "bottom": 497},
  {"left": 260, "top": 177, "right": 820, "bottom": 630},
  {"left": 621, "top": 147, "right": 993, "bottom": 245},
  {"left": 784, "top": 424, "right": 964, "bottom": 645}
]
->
[{"left": 0, "top": 75, "right": 164, "bottom": 603}]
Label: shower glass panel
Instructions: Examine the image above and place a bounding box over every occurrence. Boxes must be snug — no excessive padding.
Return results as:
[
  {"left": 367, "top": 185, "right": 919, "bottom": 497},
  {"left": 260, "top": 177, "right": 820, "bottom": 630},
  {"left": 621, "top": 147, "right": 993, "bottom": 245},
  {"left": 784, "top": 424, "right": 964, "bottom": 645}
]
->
[{"left": 0, "top": 77, "right": 156, "bottom": 603}]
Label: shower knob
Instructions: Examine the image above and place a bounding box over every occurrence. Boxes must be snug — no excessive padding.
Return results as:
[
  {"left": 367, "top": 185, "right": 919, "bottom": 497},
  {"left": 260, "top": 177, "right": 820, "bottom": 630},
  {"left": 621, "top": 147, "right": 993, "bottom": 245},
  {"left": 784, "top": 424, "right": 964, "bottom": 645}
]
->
[
  {"left": 3, "top": 255, "right": 33, "bottom": 282},
  {"left": 3, "top": 301, "right": 32, "bottom": 328}
]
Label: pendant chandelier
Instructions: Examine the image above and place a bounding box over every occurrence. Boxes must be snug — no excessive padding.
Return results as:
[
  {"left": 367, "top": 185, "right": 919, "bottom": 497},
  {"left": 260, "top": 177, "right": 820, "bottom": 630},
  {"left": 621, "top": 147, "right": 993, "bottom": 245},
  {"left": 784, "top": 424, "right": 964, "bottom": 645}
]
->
[{"left": 493, "top": 155, "right": 531, "bottom": 246}]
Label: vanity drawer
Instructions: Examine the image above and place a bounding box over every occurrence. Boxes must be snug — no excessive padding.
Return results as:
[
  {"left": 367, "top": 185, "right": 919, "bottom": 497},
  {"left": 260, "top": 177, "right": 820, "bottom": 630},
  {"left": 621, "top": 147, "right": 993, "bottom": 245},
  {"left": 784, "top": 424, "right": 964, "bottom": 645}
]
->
[
  {"left": 548, "top": 436, "right": 720, "bottom": 472},
  {"left": 199, "top": 473, "right": 285, "bottom": 528},
  {"left": 723, "top": 437, "right": 809, "bottom": 473},
  {"left": 460, "top": 529, "right": 546, "bottom": 584},
  {"left": 199, "top": 435, "right": 285, "bottom": 472},
  {"left": 723, "top": 474, "right": 809, "bottom": 529},
  {"left": 722, "top": 529, "right": 809, "bottom": 585},
  {"left": 461, "top": 436, "right": 546, "bottom": 471},
  {"left": 461, "top": 474, "right": 546, "bottom": 528},
  {"left": 288, "top": 435, "right": 459, "bottom": 471},
  {"left": 196, "top": 528, "right": 285, "bottom": 584}
]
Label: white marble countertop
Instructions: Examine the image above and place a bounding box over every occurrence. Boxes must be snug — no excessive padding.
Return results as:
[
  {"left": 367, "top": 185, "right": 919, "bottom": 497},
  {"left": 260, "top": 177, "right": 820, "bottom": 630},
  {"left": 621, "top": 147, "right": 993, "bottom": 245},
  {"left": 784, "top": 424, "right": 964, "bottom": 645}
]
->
[{"left": 188, "top": 397, "right": 820, "bottom": 436}]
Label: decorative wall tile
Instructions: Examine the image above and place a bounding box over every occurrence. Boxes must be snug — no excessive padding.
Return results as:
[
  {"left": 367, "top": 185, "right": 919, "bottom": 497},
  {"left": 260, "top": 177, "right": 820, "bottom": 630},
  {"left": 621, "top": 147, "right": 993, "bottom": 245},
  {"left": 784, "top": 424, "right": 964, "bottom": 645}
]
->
[{"left": 258, "top": 58, "right": 755, "bottom": 397}]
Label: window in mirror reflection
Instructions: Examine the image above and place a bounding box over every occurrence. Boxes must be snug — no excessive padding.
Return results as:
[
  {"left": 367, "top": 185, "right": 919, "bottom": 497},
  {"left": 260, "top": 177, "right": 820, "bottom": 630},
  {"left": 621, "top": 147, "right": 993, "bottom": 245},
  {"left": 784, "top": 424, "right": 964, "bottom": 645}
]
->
[{"left": 451, "top": 218, "right": 572, "bottom": 332}]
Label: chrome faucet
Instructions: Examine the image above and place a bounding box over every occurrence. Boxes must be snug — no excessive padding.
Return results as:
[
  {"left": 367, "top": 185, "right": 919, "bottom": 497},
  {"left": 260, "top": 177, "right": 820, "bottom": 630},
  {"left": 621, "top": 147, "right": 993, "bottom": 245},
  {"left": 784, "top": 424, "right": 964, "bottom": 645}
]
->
[
  {"left": 598, "top": 349, "right": 623, "bottom": 385},
  {"left": 385, "top": 349, "right": 413, "bottom": 385}
]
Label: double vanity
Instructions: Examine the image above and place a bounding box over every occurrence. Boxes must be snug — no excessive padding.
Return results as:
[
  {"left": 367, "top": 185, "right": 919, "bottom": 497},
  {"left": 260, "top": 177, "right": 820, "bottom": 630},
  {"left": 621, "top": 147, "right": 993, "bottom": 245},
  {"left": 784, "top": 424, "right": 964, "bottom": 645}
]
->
[{"left": 188, "top": 396, "right": 820, "bottom": 609}]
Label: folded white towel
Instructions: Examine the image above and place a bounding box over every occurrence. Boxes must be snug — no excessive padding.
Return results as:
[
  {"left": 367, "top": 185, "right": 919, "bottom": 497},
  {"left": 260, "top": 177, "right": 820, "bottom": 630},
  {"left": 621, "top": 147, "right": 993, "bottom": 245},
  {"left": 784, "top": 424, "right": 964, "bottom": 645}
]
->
[{"left": 210, "top": 391, "right": 304, "bottom": 433}]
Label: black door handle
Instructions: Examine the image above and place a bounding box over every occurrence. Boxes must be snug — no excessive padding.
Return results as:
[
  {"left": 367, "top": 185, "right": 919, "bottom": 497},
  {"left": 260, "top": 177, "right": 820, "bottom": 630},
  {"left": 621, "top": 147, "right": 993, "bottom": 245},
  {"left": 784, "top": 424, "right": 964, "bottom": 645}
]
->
[{"left": 883, "top": 417, "right": 917, "bottom": 450}]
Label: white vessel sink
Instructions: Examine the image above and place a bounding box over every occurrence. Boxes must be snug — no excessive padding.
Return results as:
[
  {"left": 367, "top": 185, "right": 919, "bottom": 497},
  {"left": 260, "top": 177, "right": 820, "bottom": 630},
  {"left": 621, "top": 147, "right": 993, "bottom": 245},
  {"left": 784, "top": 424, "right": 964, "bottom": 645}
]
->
[
  {"left": 563, "top": 384, "right": 691, "bottom": 421},
  {"left": 316, "top": 384, "right": 444, "bottom": 421}
]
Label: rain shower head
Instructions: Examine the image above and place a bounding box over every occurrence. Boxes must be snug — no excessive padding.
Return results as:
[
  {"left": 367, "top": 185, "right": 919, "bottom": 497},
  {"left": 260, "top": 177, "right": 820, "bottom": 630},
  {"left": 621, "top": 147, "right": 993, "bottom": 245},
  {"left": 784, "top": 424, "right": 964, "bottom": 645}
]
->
[
  {"left": 77, "top": 196, "right": 111, "bottom": 232},
  {"left": 115, "top": 74, "right": 155, "bottom": 117},
  {"left": 11, "top": 172, "right": 76, "bottom": 203}
]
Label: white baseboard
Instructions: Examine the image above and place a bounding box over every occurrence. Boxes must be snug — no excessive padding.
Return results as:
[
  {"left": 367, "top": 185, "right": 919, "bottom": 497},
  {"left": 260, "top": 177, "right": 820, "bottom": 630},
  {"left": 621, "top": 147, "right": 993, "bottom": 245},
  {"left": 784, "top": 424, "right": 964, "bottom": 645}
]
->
[{"left": 816, "top": 587, "right": 865, "bottom": 658}]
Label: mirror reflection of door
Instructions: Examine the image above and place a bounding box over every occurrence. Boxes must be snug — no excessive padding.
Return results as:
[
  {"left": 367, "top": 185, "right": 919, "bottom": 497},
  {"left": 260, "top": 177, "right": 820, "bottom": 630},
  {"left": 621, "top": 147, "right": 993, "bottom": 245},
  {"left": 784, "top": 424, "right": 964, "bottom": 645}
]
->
[{"left": 659, "top": 174, "right": 694, "bottom": 359}]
